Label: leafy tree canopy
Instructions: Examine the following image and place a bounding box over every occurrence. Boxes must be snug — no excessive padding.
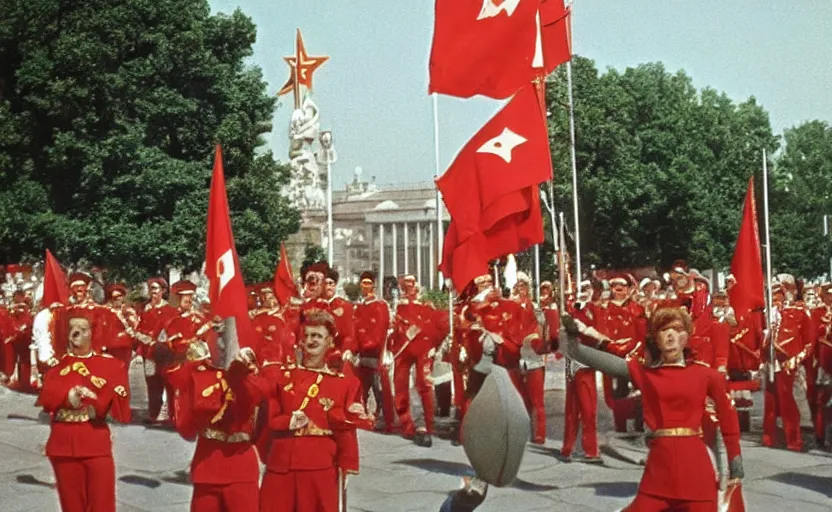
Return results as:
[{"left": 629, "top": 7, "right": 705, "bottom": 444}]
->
[{"left": 0, "top": 0, "right": 300, "bottom": 283}]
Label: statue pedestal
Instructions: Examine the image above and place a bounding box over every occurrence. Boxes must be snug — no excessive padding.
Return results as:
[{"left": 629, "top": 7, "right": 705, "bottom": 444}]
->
[{"left": 285, "top": 209, "right": 326, "bottom": 270}]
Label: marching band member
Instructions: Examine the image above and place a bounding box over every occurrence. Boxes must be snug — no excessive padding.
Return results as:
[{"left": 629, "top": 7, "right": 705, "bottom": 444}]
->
[
  {"left": 323, "top": 268, "right": 358, "bottom": 371},
  {"left": 512, "top": 272, "right": 548, "bottom": 444},
  {"left": 811, "top": 282, "right": 832, "bottom": 447}
]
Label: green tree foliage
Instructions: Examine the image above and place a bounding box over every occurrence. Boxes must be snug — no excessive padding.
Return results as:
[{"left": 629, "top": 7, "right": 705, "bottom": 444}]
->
[
  {"left": 0, "top": 0, "right": 299, "bottom": 283},
  {"left": 540, "top": 57, "right": 779, "bottom": 277},
  {"left": 302, "top": 245, "right": 327, "bottom": 268},
  {"left": 769, "top": 121, "right": 832, "bottom": 279}
]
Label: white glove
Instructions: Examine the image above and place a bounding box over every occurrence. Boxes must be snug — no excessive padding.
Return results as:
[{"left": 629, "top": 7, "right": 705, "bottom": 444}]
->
[
  {"left": 381, "top": 350, "right": 394, "bottom": 368},
  {"left": 289, "top": 410, "right": 309, "bottom": 430},
  {"left": 342, "top": 350, "right": 354, "bottom": 362},
  {"left": 236, "top": 347, "right": 257, "bottom": 367},
  {"left": 427, "top": 348, "right": 437, "bottom": 359},
  {"left": 459, "top": 346, "right": 468, "bottom": 364},
  {"left": 68, "top": 385, "right": 97, "bottom": 409}
]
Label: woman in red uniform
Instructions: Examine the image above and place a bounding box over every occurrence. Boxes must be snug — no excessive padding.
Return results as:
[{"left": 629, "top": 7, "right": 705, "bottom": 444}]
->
[
  {"left": 563, "top": 307, "right": 744, "bottom": 512},
  {"left": 37, "top": 308, "right": 131, "bottom": 512}
]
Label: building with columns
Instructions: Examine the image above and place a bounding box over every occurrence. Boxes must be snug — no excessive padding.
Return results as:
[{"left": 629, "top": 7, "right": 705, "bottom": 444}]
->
[{"left": 326, "top": 170, "right": 449, "bottom": 289}]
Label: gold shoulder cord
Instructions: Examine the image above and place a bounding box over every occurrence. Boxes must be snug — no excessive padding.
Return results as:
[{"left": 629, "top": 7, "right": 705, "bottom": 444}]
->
[{"left": 298, "top": 374, "right": 324, "bottom": 411}]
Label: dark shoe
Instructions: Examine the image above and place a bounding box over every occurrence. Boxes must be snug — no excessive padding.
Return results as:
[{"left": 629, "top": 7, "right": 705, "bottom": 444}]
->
[{"left": 414, "top": 428, "right": 433, "bottom": 447}]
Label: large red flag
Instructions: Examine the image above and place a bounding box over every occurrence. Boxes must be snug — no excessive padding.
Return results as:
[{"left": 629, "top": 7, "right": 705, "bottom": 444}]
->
[
  {"left": 41, "top": 249, "right": 69, "bottom": 307},
  {"left": 436, "top": 84, "right": 551, "bottom": 242},
  {"left": 440, "top": 186, "right": 544, "bottom": 293},
  {"left": 273, "top": 242, "right": 300, "bottom": 306},
  {"left": 729, "top": 177, "right": 765, "bottom": 319},
  {"left": 205, "top": 145, "right": 257, "bottom": 354},
  {"left": 540, "top": 0, "right": 572, "bottom": 73},
  {"left": 429, "top": 0, "right": 540, "bottom": 99}
]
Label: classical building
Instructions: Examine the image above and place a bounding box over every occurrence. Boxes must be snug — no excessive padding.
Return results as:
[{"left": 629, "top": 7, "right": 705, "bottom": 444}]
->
[{"left": 286, "top": 169, "right": 450, "bottom": 290}]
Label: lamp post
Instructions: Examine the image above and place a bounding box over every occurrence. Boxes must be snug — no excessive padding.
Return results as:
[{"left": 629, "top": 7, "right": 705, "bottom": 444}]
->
[{"left": 318, "top": 131, "right": 336, "bottom": 264}]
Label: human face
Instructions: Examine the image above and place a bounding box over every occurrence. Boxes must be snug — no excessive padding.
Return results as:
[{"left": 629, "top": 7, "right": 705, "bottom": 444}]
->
[
  {"left": 674, "top": 274, "right": 689, "bottom": 291},
  {"left": 360, "top": 280, "right": 374, "bottom": 298},
  {"left": 712, "top": 295, "right": 727, "bottom": 308},
  {"left": 539, "top": 288, "right": 552, "bottom": 306},
  {"left": 72, "top": 284, "right": 87, "bottom": 302},
  {"left": 402, "top": 278, "right": 417, "bottom": 298},
  {"left": 111, "top": 293, "right": 124, "bottom": 308},
  {"left": 513, "top": 282, "right": 529, "bottom": 300},
  {"left": 611, "top": 284, "right": 628, "bottom": 301},
  {"left": 149, "top": 282, "right": 163, "bottom": 301},
  {"left": 302, "top": 324, "right": 332, "bottom": 365},
  {"left": 324, "top": 278, "right": 337, "bottom": 299},
  {"left": 823, "top": 293, "right": 832, "bottom": 306},
  {"left": 68, "top": 318, "right": 93, "bottom": 353},
  {"left": 643, "top": 283, "right": 656, "bottom": 296},
  {"left": 655, "top": 320, "right": 688, "bottom": 364},
  {"left": 304, "top": 273, "right": 323, "bottom": 299},
  {"left": 476, "top": 276, "right": 493, "bottom": 294},
  {"left": 179, "top": 294, "right": 193, "bottom": 311}
]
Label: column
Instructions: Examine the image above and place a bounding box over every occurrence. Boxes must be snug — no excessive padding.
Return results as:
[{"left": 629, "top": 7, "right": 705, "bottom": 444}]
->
[
  {"left": 368, "top": 225, "right": 374, "bottom": 271},
  {"left": 378, "top": 224, "right": 385, "bottom": 284},
  {"left": 429, "top": 222, "right": 435, "bottom": 289},
  {"left": 392, "top": 222, "right": 398, "bottom": 278},
  {"left": 403, "top": 222, "right": 409, "bottom": 275},
  {"left": 416, "top": 222, "right": 422, "bottom": 286}
]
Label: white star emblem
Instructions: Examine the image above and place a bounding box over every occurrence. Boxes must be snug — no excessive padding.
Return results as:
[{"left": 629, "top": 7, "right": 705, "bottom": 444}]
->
[
  {"left": 216, "top": 249, "right": 235, "bottom": 295},
  {"left": 477, "top": 0, "right": 521, "bottom": 20},
  {"left": 477, "top": 127, "right": 527, "bottom": 163}
]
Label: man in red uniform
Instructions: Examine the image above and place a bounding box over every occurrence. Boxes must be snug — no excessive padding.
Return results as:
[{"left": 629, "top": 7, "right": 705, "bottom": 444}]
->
[
  {"left": 512, "top": 273, "right": 548, "bottom": 444},
  {"left": 37, "top": 308, "right": 131, "bottom": 512},
  {"left": 258, "top": 310, "right": 372, "bottom": 512},
  {"left": 562, "top": 281, "right": 610, "bottom": 463},
  {"left": 595, "top": 276, "right": 647, "bottom": 432},
  {"left": 763, "top": 274, "right": 814, "bottom": 451},
  {"left": 353, "top": 271, "right": 394, "bottom": 431},
  {"left": 0, "top": 299, "right": 12, "bottom": 383},
  {"left": 2, "top": 291, "right": 33, "bottom": 390},
  {"left": 811, "top": 282, "right": 832, "bottom": 447},
  {"left": 99, "top": 283, "right": 138, "bottom": 367},
  {"left": 324, "top": 268, "right": 358, "bottom": 371},
  {"left": 134, "top": 277, "right": 178, "bottom": 423},
  {"left": 389, "top": 274, "right": 447, "bottom": 438}
]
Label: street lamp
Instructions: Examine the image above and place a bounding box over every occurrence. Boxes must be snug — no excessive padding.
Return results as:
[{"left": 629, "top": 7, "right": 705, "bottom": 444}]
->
[{"left": 318, "top": 131, "right": 337, "bottom": 264}]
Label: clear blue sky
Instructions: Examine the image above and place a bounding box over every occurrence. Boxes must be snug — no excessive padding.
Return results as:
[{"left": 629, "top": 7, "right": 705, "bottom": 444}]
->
[{"left": 208, "top": 0, "right": 832, "bottom": 188}]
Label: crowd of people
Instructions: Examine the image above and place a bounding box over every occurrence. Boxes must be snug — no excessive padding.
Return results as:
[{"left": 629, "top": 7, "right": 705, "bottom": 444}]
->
[{"left": 0, "top": 258, "right": 830, "bottom": 511}]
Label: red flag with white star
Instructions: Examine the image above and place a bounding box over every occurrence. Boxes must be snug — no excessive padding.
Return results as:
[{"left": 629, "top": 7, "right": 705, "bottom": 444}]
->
[
  {"left": 436, "top": 84, "right": 551, "bottom": 242},
  {"left": 429, "top": 0, "right": 541, "bottom": 99},
  {"left": 540, "top": 0, "right": 572, "bottom": 73},
  {"left": 205, "top": 145, "right": 257, "bottom": 353}
]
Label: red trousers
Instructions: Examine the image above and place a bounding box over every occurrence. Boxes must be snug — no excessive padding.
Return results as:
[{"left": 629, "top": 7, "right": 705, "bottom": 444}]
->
[
  {"left": 453, "top": 365, "right": 467, "bottom": 416},
  {"left": 762, "top": 370, "right": 802, "bottom": 450},
  {"left": 146, "top": 373, "right": 165, "bottom": 420},
  {"left": 192, "top": 481, "right": 259, "bottom": 512},
  {"left": 50, "top": 455, "right": 115, "bottom": 512},
  {"left": 603, "top": 374, "right": 637, "bottom": 432},
  {"left": 12, "top": 342, "right": 32, "bottom": 391},
  {"left": 1, "top": 341, "right": 14, "bottom": 376},
  {"left": 521, "top": 367, "right": 546, "bottom": 443},
  {"left": 356, "top": 364, "right": 395, "bottom": 429},
  {"left": 562, "top": 368, "right": 599, "bottom": 458},
  {"left": 393, "top": 350, "right": 435, "bottom": 435},
  {"left": 816, "top": 386, "right": 832, "bottom": 444},
  {"left": 260, "top": 468, "right": 337, "bottom": 512},
  {"left": 803, "top": 360, "right": 818, "bottom": 431},
  {"left": 623, "top": 492, "right": 716, "bottom": 511}
]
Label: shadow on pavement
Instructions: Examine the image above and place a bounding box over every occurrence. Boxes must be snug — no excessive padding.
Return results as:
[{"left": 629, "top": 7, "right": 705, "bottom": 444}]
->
[
  {"left": 160, "top": 470, "right": 192, "bottom": 486},
  {"left": 392, "top": 458, "right": 559, "bottom": 492},
  {"left": 766, "top": 472, "right": 832, "bottom": 498},
  {"left": 16, "top": 474, "right": 55, "bottom": 489},
  {"left": 577, "top": 481, "right": 638, "bottom": 498},
  {"left": 119, "top": 475, "right": 162, "bottom": 488}
]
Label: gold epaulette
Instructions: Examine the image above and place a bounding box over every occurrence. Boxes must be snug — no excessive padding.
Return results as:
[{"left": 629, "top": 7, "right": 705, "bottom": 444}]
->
[
  {"left": 692, "top": 360, "right": 710, "bottom": 367},
  {"left": 99, "top": 353, "right": 114, "bottom": 359}
]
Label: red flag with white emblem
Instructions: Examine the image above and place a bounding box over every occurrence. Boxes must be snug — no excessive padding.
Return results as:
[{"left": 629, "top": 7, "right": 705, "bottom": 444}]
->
[
  {"left": 540, "top": 0, "right": 572, "bottom": 72},
  {"left": 436, "top": 83, "right": 551, "bottom": 242},
  {"left": 429, "top": 0, "right": 541, "bottom": 99},
  {"left": 205, "top": 145, "right": 257, "bottom": 353}
]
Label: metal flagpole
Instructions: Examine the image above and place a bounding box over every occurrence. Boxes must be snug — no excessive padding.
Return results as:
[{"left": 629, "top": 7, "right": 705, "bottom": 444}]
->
[
  {"left": 534, "top": 245, "right": 541, "bottom": 306},
  {"left": 565, "top": 60, "right": 582, "bottom": 287},
  {"left": 762, "top": 148, "right": 775, "bottom": 383}
]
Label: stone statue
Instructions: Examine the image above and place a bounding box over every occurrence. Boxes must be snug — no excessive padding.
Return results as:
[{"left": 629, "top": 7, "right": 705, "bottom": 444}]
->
[{"left": 284, "top": 94, "right": 330, "bottom": 213}]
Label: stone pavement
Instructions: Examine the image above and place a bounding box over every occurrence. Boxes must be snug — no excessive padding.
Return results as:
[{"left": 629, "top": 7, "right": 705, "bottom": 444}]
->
[{"left": 1, "top": 361, "right": 831, "bottom": 511}]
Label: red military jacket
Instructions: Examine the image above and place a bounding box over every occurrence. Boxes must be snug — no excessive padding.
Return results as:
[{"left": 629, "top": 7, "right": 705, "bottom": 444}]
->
[
  {"left": 160, "top": 309, "right": 217, "bottom": 364},
  {"left": 390, "top": 298, "right": 445, "bottom": 358},
  {"left": 451, "top": 301, "right": 479, "bottom": 367},
  {"left": 728, "top": 310, "right": 764, "bottom": 373},
  {"left": 626, "top": 357, "right": 740, "bottom": 501},
  {"left": 253, "top": 308, "right": 296, "bottom": 366},
  {"left": 36, "top": 353, "right": 130, "bottom": 458},
  {"left": 328, "top": 296, "right": 357, "bottom": 355},
  {"left": 6, "top": 306, "right": 33, "bottom": 352},
  {"left": 768, "top": 303, "right": 814, "bottom": 372},
  {"left": 354, "top": 295, "right": 390, "bottom": 361},
  {"left": 812, "top": 304, "right": 832, "bottom": 374},
  {"left": 596, "top": 299, "right": 647, "bottom": 359},
  {"left": 135, "top": 301, "right": 178, "bottom": 355},
  {"left": 169, "top": 360, "right": 260, "bottom": 484},
  {"left": 689, "top": 308, "right": 730, "bottom": 370},
  {"left": 516, "top": 297, "right": 545, "bottom": 351},
  {"left": 540, "top": 302, "right": 560, "bottom": 351},
  {"left": 466, "top": 298, "right": 523, "bottom": 368},
  {"left": 98, "top": 304, "right": 138, "bottom": 353},
  {"left": 256, "top": 364, "right": 370, "bottom": 474}
]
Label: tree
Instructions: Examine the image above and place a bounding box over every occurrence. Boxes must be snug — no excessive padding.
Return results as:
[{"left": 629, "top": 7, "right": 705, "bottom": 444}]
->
[
  {"left": 539, "top": 57, "right": 778, "bottom": 280},
  {"left": 0, "top": 0, "right": 299, "bottom": 283},
  {"left": 769, "top": 121, "right": 832, "bottom": 279},
  {"left": 302, "top": 245, "right": 326, "bottom": 268}
]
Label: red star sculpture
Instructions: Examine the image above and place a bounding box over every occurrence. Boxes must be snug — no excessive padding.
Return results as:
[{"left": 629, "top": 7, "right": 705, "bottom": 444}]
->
[{"left": 278, "top": 29, "right": 329, "bottom": 105}]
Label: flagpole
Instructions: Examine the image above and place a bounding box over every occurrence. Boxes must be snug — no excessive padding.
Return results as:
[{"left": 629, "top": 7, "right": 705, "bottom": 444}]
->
[
  {"left": 565, "top": 60, "right": 582, "bottom": 288},
  {"left": 432, "top": 94, "right": 455, "bottom": 358},
  {"left": 534, "top": 245, "right": 541, "bottom": 306},
  {"left": 761, "top": 148, "right": 775, "bottom": 383}
]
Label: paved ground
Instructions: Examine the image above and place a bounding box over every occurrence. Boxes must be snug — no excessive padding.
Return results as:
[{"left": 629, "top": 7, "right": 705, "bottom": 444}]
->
[{"left": 1, "top": 359, "right": 831, "bottom": 511}]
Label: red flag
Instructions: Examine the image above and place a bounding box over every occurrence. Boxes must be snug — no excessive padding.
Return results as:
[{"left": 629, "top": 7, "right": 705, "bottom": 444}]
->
[
  {"left": 440, "top": 186, "right": 544, "bottom": 293},
  {"left": 42, "top": 249, "right": 69, "bottom": 307},
  {"left": 729, "top": 177, "right": 765, "bottom": 319},
  {"left": 540, "top": 0, "right": 572, "bottom": 73},
  {"left": 273, "top": 242, "right": 300, "bottom": 306},
  {"left": 436, "top": 84, "right": 551, "bottom": 242},
  {"left": 429, "top": 0, "right": 540, "bottom": 99},
  {"left": 205, "top": 145, "right": 257, "bottom": 352}
]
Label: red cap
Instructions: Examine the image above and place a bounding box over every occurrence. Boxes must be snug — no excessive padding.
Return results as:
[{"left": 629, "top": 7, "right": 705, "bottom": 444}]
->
[
  {"left": 69, "top": 272, "right": 92, "bottom": 288},
  {"left": 256, "top": 282, "right": 275, "bottom": 295},
  {"left": 326, "top": 268, "right": 339, "bottom": 283},
  {"left": 106, "top": 283, "right": 128, "bottom": 298},
  {"left": 147, "top": 277, "right": 168, "bottom": 290},
  {"left": 171, "top": 280, "right": 197, "bottom": 296},
  {"left": 359, "top": 271, "right": 376, "bottom": 283},
  {"left": 302, "top": 261, "right": 329, "bottom": 280}
]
